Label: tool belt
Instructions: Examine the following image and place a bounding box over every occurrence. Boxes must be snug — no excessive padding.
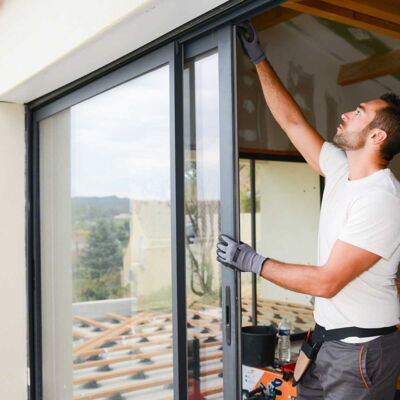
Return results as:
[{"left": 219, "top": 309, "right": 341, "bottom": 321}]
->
[{"left": 292, "top": 324, "right": 398, "bottom": 386}]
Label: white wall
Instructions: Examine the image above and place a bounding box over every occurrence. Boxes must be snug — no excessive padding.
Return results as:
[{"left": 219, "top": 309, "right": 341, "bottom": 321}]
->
[
  {"left": 0, "top": 102, "right": 27, "bottom": 400},
  {"left": 0, "top": 0, "right": 228, "bottom": 103}
]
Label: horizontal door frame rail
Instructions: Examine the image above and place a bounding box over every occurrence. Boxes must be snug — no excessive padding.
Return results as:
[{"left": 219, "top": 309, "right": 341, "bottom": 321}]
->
[
  {"left": 27, "top": 0, "right": 287, "bottom": 111},
  {"left": 240, "top": 150, "right": 305, "bottom": 163}
]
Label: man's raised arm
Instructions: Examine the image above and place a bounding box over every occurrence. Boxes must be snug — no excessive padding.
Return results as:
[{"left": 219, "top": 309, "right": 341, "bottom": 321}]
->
[{"left": 238, "top": 22, "right": 324, "bottom": 176}]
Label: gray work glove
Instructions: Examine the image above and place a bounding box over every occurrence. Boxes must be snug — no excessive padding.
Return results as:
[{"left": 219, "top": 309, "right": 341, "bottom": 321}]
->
[
  {"left": 237, "top": 21, "right": 266, "bottom": 64},
  {"left": 216, "top": 234, "right": 267, "bottom": 275}
]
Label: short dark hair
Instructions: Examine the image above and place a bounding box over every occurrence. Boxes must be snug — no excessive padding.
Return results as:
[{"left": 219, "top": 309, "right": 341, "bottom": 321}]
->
[{"left": 368, "top": 93, "right": 400, "bottom": 162}]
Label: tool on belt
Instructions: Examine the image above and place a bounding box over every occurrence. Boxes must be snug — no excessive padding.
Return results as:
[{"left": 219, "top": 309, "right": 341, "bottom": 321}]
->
[{"left": 292, "top": 323, "right": 398, "bottom": 386}]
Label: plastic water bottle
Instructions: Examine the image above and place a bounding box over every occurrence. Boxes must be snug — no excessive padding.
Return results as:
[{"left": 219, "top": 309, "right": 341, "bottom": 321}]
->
[{"left": 277, "top": 319, "right": 291, "bottom": 364}]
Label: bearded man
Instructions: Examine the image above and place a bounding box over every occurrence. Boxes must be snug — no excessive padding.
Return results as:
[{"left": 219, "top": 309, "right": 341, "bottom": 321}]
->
[{"left": 217, "top": 21, "right": 400, "bottom": 400}]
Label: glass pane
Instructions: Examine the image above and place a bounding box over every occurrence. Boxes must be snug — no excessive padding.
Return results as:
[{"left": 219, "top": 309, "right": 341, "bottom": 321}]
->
[
  {"left": 254, "top": 160, "right": 319, "bottom": 335},
  {"left": 184, "top": 52, "right": 223, "bottom": 400},
  {"left": 239, "top": 159, "right": 253, "bottom": 327},
  {"left": 40, "top": 65, "right": 174, "bottom": 400}
]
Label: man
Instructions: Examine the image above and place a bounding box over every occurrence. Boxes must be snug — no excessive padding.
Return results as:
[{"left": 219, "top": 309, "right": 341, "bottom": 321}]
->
[{"left": 216, "top": 21, "right": 400, "bottom": 399}]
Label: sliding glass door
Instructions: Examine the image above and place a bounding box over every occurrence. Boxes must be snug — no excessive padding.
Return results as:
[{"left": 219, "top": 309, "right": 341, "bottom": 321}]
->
[
  {"left": 30, "top": 25, "right": 239, "bottom": 400},
  {"left": 182, "top": 25, "right": 240, "bottom": 400},
  {"left": 183, "top": 26, "right": 240, "bottom": 400},
  {"left": 36, "top": 50, "right": 174, "bottom": 400}
]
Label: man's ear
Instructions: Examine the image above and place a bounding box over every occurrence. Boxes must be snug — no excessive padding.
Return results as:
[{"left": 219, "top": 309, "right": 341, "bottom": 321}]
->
[{"left": 369, "top": 128, "right": 387, "bottom": 145}]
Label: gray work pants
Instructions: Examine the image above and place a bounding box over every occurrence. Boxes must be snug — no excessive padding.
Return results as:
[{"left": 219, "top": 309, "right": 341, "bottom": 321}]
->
[{"left": 298, "top": 330, "right": 400, "bottom": 400}]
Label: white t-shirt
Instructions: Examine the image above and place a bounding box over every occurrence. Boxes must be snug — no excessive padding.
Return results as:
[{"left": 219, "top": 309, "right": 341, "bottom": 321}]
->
[{"left": 314, "top": 142, "right": 400, "bottom": 342}]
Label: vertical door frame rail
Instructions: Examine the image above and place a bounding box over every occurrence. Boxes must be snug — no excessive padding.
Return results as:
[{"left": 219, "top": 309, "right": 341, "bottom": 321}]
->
[
  {"left": 27, "top": 1, "right": 289, "bottom": 399},
  {"left": 184, "top": 24, "right": 241, "bottom": 399}
]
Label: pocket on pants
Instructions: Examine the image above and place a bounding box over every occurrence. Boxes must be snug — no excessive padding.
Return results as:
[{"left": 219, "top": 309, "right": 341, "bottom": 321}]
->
[{"left": 359, "top": 342, "right": 382, "bottom": 388}]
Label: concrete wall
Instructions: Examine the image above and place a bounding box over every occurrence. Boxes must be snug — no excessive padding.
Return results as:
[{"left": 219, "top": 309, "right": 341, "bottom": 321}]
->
[{"left": 0, "top": 103, "right": 27, "bottom": 399}]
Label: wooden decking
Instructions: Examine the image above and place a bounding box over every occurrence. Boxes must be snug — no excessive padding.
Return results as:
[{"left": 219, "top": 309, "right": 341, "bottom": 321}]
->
[{"left": 72, "top": 299, "right": 315, "bottom": 399}]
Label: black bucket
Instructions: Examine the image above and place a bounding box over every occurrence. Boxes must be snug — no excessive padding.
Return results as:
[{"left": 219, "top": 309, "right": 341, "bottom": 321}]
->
[{"left": 242, "top": 325, "right": 277, "bottom": 367}]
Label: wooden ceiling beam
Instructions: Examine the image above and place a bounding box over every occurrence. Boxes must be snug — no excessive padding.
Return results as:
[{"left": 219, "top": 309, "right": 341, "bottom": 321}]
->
[
  {"left": 251, "top": 7, "right": 301, "bottom": 31},
  {"left": 337, "top": 48, "right": 400, "bottom": 86},
  {"left": 281, "top": 0, "right": 400, "bottom": 39},
  {"left": 319, "top": 0, "right": 400, "bottom": 26}
]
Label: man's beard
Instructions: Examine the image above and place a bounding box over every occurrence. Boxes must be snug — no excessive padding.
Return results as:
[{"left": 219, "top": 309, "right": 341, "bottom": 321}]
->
[{"left": 333, "top": 127, "right": 368, "bottom": 151}]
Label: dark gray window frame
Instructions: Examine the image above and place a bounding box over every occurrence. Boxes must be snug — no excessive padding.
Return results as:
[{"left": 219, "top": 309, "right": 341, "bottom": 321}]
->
[
  {"left": 26, "top": 1, "right": 289, "bottom": 399},
  {"left": 28, "top": 42, "right": 179, "bottom": 400},
  {"left": 185, "top": 25, "right": 241, "bottom": 399}
]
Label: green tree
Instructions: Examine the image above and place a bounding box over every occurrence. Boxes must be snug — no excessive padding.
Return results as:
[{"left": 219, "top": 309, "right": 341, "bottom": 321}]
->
[
  {"left": 80, "top": 219, "right": 122, "bottom": 278},
  {"left": 75, "top": 219, "right": 126, "bottom": 301}
]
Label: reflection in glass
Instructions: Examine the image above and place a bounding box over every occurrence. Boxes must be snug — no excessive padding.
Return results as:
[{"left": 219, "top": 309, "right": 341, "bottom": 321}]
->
[
  {"left": 184, "top": 52, "right": 223, "bottom": 399},
  {"left": 239, "top": 159, "right": 253, "bottom": 327},
  {"left": 240, "top": 159, "right": 319, "bottom": 336},
  {"left": 40, "top": 65, "right": 175, "bottom": 399}
]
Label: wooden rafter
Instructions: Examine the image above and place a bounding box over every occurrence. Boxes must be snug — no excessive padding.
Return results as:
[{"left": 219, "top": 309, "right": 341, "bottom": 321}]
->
[
  {"left": 337, "top": 49, "right": 400, "bottom": 86},
  {"left": 319, "top": 0, "right": 400, "bottom": 25},
  {"left": 281, "top": 0, "right": 400, "bottom": 39},
  {"left": 251, "top": 7, "right": 301, "bottom": 31}
]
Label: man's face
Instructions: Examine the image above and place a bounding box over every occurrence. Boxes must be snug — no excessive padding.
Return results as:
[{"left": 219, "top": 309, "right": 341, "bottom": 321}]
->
[{"left": 333, "top": 99, "right": 387, "bottom": 151}]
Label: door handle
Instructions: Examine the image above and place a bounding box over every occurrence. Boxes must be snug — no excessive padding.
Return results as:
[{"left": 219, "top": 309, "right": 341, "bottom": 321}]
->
[{"left": 225, "top": 286, "right": 231, "bottom": 346}]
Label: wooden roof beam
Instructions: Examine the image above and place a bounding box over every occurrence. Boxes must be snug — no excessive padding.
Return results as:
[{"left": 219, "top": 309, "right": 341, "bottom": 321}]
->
[
  {"left": 251, "top": 7, "right": 301, "bottom": 31},
  {"left": 337, "top": 48, "right": 400, "bottom": 86},
  {"left": 281, "top": 0, "right": 400, "bottom": 39},
  {"left": 319, "top": 0, "right": 400, "bottom": 25}
]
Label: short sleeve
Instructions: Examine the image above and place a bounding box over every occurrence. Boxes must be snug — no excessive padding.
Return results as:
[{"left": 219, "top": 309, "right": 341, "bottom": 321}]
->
[
  {"left": 338, "top": 191, "right": 400, "bottom": 260},
  {"left": 319, "top": 141, "right": 347, "bottom": 178}
]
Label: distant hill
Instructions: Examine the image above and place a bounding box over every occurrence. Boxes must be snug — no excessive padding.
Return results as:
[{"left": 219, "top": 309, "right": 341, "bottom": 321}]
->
[{"left": 72, "top": 196, "right": 130, "bottom": 219}]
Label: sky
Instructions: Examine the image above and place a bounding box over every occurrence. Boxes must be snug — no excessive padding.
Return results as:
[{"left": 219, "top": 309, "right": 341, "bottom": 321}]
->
[{"left": 68, "top": 53, "right": 220, "bottom": 201}]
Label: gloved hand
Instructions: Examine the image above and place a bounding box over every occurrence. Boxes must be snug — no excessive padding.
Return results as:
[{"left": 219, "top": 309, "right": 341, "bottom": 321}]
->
[
  {"left": 237, "top": 21, "right": 266, "bottom": 64},
  {"left": 216, "top": 234, "right": 267, "bottom": 275}
]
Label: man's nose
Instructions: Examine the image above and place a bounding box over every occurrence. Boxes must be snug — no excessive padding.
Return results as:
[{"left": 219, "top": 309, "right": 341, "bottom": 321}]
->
[{"left": 341, "top": 112, "right": 349, "bottom": 121}]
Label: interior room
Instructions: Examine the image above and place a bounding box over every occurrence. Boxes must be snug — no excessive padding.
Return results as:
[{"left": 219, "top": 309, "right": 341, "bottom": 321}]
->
[{"left": 236, "top": 6, "right": 400, "bottom": 398}]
